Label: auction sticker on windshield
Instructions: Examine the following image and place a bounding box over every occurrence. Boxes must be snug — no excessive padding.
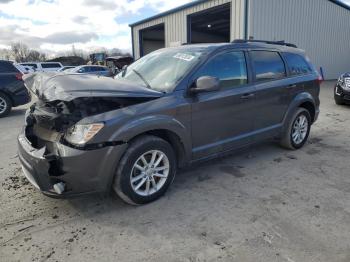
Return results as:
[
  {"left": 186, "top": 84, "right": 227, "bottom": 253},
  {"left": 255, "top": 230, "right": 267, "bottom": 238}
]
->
[{"left": 173, "top": 53, "right": 195, "bottom": 62}]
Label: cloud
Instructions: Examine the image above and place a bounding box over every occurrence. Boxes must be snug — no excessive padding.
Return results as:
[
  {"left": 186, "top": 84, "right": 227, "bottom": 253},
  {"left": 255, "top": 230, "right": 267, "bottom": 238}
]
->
[{"left": 0, "top": 0, "right": 194, "bottom": 55}]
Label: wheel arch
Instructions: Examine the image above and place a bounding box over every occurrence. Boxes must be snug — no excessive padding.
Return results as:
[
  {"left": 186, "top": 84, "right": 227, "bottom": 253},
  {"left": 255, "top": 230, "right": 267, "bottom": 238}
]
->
[{"left": 282, "top": 92, "right": 316, "bottom": 133}]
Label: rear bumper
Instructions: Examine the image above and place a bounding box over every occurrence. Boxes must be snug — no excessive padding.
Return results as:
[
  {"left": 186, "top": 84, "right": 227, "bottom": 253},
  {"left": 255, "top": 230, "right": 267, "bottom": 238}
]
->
[{"left": 17, "top": 130, "right": 127, "bottom": 198}]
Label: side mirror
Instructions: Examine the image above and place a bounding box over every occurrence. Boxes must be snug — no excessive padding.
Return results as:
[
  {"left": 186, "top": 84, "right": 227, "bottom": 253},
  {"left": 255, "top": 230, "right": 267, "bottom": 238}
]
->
[{"left": 190, "top": 76, "right": 220, "bottom": 94}]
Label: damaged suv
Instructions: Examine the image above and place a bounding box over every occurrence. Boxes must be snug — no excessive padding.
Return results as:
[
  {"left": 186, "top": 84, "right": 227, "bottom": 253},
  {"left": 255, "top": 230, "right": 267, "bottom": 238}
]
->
[{"left": 18, "top": 40, "right": 320, "bottom": 205}]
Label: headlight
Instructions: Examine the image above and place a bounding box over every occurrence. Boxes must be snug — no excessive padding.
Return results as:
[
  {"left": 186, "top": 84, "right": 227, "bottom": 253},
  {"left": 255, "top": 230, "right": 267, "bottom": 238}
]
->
[
  {"left": 338, "top": 76, "right": 350, "bottom": 91},
  {"left": 65, "top": 123, "right": 104, "bottom": 145},
  {"left": 344, "top": 78, "right": 350, "bottom": 91}
]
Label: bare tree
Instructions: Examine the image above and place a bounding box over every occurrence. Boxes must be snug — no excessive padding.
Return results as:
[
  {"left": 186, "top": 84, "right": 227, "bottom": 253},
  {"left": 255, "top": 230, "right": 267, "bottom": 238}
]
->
[
  {"left": 11, "top": 42, "right": 30, "bottom": 62},
  {"left": 9, "top": 42, "right": 46, "bottom": 62}
]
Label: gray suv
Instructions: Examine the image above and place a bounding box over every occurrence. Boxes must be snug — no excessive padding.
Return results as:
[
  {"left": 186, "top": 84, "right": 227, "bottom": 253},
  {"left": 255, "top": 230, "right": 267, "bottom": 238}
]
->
[{"left": 18, "top": 40, "right": 321, "bottom": 205}]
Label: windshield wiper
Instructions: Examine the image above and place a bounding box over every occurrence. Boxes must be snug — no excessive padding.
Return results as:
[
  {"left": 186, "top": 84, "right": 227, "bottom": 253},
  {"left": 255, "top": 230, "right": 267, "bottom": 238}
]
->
[{"left": 132, "top": 69, "right": 152, "bottom": 90}]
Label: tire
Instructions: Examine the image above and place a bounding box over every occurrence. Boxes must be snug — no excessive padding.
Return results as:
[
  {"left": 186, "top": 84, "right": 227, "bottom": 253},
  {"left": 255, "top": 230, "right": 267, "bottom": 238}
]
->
[
  {"left": 334, "top": 95, "right": 344, "bottom": 105},
  {"left": 113, "top": 135, "right": 176, "bottom": 205},
  {"left": 280, "top": 108, "right": 311, "bottom": 150},
  {"left": 0, "top": 93, "right": 12, "bottom": 118}
]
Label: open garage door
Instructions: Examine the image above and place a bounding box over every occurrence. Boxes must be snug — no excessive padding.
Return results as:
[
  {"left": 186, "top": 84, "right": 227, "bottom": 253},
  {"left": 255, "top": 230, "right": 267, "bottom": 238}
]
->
[
  {"left": 188, "top": 3, "right": 231, "bottom": 44},
  {"left": 139, "top": 23, "right": 165, "bottom": 57}
]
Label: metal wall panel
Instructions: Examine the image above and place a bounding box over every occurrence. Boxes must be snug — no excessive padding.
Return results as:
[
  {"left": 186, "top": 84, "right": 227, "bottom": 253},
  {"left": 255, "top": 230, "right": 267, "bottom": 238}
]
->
[
  {"left": 248, "top": 0, "right": 350, "bottom": 79},
  {"left": 132, "top": 0, "right": 245, "bottom": 59}
]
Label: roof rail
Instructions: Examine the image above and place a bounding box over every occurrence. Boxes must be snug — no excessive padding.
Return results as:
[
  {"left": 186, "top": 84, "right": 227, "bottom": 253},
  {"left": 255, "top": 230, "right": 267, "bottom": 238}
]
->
[{"left": 232, "top": 39, "right": 298, "bottom": 48}]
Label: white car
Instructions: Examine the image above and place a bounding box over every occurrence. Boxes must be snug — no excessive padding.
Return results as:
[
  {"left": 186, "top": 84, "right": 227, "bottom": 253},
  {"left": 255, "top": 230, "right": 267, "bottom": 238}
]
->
[
  {"left": 12, "top": 63, "right": 34, "bottom": 74},
  {"left": 20, "top": 62, "right": 63, "bottom": 72}
]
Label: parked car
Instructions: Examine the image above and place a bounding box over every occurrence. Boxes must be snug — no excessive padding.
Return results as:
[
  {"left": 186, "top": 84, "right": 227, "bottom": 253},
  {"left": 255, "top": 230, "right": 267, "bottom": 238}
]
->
[
  {"left": 13, "top": 63, "right": 35, "bottom": 74},
  {"left": 334, "top": 72, "right": 350, "bottom": 105},
  {"left": 0, "top": 60, "right": 31, "bottom": 117},
  {"left": 66, "top": 65, "right": 112, "bottom": 77},
  {"left": 58, "top": 66, "right": 76, "bottom": 72},
  {"left": 20, "top": 62, "right": 63, "bottom": 72},
  {"left": 18, "top": 40, "right": 320, "bottom": 204}
]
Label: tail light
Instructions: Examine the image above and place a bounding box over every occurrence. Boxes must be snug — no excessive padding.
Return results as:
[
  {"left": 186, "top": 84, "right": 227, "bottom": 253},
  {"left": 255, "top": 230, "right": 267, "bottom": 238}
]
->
[
  {"left": 316, "top": 74, "right": 323, "bottom": 85},
  {"left": 15, "top": 72, "right": 23, "bottom": 81}
]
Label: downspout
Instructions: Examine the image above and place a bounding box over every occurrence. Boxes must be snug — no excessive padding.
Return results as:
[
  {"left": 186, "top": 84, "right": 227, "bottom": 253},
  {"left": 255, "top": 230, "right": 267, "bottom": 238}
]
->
[
  {"left": 244, "top": 0, "right": 250, "bottom": 40},
  {"left": 130, "top": 26, "right": 135, "bottom": 59}
]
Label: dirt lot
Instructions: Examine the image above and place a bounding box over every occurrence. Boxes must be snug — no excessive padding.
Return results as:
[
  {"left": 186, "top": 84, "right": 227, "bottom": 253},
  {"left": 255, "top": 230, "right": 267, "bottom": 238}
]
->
[{"left": 0, "top": 81, "right": 350, "bottom": 262}]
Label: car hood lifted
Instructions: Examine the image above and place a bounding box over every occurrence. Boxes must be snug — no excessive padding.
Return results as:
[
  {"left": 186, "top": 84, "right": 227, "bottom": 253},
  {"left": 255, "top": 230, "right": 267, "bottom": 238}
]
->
[{"left": 23, "top": 73, "right": 162, "bottom": 134}]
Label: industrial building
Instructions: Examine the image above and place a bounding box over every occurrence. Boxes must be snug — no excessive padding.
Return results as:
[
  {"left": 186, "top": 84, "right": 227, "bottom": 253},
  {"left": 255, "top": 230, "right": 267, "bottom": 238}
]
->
[{"left": 130, "top": 0, "right": 350, "bottom": 79}]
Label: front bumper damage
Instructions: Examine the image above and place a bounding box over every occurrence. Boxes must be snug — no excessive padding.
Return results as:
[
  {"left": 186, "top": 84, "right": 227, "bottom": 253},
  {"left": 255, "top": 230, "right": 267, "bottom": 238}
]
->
[{"left": 18, "top": 127, "right": 127, "bottom": 198}]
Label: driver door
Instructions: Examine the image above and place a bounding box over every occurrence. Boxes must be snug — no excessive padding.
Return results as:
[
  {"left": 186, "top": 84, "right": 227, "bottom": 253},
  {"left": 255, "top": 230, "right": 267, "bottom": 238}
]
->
[{"left": 190, "top": 50, "right": 256, "bottom": 160}]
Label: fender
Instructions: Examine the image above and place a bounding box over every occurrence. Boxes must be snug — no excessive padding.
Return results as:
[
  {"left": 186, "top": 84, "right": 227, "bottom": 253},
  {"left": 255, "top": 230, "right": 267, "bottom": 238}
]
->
[
  {"left": 109, "top": 114, "right": 192, "bottom": 161},
  {"left": 281, "top": 92, "right": 316, "bottom": 133}
]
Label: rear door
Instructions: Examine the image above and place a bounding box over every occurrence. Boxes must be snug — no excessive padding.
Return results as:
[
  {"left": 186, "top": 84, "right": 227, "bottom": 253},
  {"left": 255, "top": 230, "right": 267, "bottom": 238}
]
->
[
  {"left": 249, "top": 50, "right": 292, "bottom": 139},
  {"left": 190, "top": 50, "right": 256, "bottom": 160}
]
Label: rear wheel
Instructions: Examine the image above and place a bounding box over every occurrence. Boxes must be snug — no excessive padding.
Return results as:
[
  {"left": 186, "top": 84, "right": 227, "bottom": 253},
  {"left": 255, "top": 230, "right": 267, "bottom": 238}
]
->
[
  {"left": 113, "top": 135, "right": 176, "bottom": 205},
  {"left": 0, "top": 93, "right": 12, "bottom": 118},
  {"left": 280, "top": 108, "right": 311, "bottom": 150}
]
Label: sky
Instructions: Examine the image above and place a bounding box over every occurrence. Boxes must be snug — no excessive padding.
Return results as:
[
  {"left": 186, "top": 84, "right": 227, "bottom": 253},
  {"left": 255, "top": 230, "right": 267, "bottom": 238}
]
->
[
  {"left": 0, "top": 0, "right": 349, "bottom": 56},
  {"left": 0, "top": 0, "right": 194, "bottom": 55}
]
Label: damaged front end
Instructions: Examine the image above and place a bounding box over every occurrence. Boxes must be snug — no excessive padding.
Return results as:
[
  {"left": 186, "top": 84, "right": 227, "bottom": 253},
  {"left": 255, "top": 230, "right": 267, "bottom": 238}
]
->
[{"left": 18, "top": 73, "right": 162, "bottom": 197}]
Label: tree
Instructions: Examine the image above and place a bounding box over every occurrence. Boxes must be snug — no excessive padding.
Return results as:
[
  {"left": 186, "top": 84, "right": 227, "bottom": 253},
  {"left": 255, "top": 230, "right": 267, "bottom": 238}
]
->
[
  {"left": 11, "top": 42, "right": 29, "bottom": 62},
  {"left": 10, "top": 42, "right": 46, "bottom": 62}
]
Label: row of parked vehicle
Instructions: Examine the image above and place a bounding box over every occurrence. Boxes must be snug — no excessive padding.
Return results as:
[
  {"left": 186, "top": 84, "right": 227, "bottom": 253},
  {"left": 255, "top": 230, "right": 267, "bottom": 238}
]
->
[{"left": 0, "top": 60, "right": 117, "bottom": 117}]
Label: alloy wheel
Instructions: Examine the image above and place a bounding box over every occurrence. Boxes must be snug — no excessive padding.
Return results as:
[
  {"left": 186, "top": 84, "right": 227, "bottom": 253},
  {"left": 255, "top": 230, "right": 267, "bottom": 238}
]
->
[
  {"left": 292, "top": 114, "right": 308, "bottom": 145},
  {"left": 130, "top": 150, "right": 170, "bottom": 196},
  {"left": 0, "top": 97, "right": 7, "bottom": 115}
]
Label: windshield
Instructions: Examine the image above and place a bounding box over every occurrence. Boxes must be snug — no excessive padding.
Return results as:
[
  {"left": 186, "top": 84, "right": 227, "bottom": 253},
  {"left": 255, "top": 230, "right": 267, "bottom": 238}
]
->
[{"left": 115, "top": 49, "right": 204, "bottom": 93}]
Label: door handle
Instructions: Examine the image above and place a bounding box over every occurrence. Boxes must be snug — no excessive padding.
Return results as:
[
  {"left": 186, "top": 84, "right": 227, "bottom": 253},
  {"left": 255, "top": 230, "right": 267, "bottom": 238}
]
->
[
  {"left": 240, "top": 93, "right": 255, "bottom": 99},
  {"left": 287, "top": 84, "right": 297, "bottom": 89}
]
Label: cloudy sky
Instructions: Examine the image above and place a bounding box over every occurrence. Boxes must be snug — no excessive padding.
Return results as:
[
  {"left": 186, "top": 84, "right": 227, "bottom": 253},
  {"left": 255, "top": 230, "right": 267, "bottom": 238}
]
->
[
  {"left": 0, "top": 0, "right": 194, "bottom": 54},
  {"left": 0, "top": 0, "right": 349, "bottom": 55}
]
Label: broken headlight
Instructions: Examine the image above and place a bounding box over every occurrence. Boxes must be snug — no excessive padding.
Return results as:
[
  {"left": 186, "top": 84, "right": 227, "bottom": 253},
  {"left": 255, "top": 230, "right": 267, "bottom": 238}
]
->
[{"left": 65, "top": 123, "right": 104, "bottom": 145}]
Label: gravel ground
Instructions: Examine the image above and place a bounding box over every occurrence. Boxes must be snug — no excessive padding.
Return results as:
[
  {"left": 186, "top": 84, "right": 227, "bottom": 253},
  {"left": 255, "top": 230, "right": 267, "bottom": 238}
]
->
[{"left": 0, "top": 81, "right": 350, "bottom": 262}]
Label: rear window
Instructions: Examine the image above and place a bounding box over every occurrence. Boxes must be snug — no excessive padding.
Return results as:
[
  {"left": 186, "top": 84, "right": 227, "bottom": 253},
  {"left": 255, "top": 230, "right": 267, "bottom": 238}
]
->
[
  {"left": 0, "top": 61, "right": 18, "bottom": 73},
  {"left": 41, "top": 63, "right": 61, "bottom": 68},
  {"left": 251, "top": 51, "right": 286, "bottom": 82},
  {"left": 283, "top": 53, "right": 313, "bottom": 76}
]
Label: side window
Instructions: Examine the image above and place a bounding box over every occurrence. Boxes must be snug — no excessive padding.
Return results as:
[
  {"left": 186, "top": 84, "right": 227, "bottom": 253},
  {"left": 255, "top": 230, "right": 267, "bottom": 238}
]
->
[
  {"left": 41, "top": 63, "right": 61, "bottom": 68},
  {"left": 251, "top": 51, "right": 286, "bottom": 82},
  {"left": 283, "top": 53, "right": 312, "bottom": 76},
  {"left": 194, "top": 51, "right": 248, "bottom": 89},
  {"left": 0, "top": 62, "right": 17, "bottom": 73}
]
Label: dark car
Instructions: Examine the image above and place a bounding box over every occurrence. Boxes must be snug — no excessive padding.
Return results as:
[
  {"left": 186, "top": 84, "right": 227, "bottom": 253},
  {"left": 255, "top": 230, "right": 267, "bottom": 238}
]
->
[
  {"left": 0, "top": 60, "right": 31, "bottom": 117},
  {"left": 18, "top": 40, "right": 321, "bottom": 205},
  {"left": 334, "top": 72, "right": 350, "bottom": 105},
  {"left": 67, "top": 65, "right": 112, "bottom": 77}
]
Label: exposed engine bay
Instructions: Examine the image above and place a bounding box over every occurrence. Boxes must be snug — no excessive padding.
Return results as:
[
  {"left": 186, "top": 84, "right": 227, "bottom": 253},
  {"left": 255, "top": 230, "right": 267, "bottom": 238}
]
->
[{"left": 23, "top": 72, "right": 162, "bottom": 149}]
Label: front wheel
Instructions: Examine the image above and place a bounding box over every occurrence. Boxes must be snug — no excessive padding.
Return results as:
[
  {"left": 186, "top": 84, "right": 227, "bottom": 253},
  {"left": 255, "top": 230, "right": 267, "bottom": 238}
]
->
[
  {"left": 280, "top": 108, "right": 311, "bottom": 150},
  {"left": 113, "top": 135, "right": 176, "bottom": 205}
]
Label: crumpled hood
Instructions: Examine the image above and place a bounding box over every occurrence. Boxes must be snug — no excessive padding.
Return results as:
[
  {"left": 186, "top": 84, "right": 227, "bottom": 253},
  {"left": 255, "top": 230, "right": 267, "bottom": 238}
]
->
[{"left": 23, "top": 72, "right": 163, "bottom": 102}]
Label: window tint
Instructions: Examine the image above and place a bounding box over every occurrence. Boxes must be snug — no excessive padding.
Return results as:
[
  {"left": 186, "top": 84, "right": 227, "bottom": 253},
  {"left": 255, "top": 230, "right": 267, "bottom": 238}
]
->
[
  {"left": 0, "top": 61, "right": 17, "bottom": 73},
  {"left": 251, "top": 51, "right": 286, "bottom": 81},
  {"left": 41, "top": 63, "right": 61, "bottom": 68},
  {"left": 283, "top": 53, "right": 312, "bottom": 76},
  {"left": 195, "top": 51, "right": 247, "bottom": 89}
]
